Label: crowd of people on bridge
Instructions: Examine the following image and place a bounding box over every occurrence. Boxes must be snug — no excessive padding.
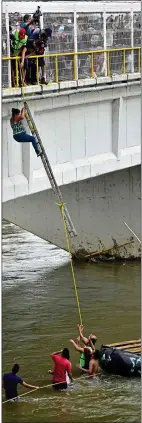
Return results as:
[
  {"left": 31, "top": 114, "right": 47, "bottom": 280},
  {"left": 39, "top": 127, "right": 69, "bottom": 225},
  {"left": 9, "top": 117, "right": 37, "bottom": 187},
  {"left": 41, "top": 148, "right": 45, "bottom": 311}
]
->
[
  {"left": 2, "top": 9, "right": 141, "bottom": 87},
  {"left": 9, "top": 8, "right": 52, "bottom": 86},
  {"left": 3, "top": 324, "right": 100, "bottom": 400}
]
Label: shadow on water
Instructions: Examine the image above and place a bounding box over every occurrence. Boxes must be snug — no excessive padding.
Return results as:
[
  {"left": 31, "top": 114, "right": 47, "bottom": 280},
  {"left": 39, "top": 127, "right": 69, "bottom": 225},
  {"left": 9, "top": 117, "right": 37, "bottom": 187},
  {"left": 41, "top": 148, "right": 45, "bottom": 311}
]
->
[{"left": 2, "top": 221, "right": 141, "bottom": 423}]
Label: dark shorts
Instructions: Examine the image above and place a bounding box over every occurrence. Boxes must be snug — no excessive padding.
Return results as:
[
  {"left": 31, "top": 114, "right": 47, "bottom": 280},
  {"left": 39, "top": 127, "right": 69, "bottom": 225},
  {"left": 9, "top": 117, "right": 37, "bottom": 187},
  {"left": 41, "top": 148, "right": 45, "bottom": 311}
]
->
[
  {"left": 38, "top": 57, "right": 45, "bottom": 67},
  {"left": 28, "top": 56, "right": 45, "bottom": 68},
  {"left": 53, "top": 382, "right": 67, "bottom": 391}
]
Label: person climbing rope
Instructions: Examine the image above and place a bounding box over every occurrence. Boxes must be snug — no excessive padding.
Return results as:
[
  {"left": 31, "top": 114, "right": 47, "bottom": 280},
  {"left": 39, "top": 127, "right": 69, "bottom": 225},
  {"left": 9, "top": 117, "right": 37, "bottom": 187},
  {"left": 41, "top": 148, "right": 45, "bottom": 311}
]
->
[
  {"left": 2, "top": 364, "right": 39, "bottom": 401},
  {"left": 70, "top": 325, "right": 97, "bottom": 371},
  {"left": 10, "top": 107, "right": 42, "bottom": 157},
  {"left": 75, "top": 324, "right": 97, "bottom": 370},
  {"left": 70, "top": 338, "right": 93, "bottom": 371},
  {"left": 77, "top": 324, "right": 97, "bottom": 348}
]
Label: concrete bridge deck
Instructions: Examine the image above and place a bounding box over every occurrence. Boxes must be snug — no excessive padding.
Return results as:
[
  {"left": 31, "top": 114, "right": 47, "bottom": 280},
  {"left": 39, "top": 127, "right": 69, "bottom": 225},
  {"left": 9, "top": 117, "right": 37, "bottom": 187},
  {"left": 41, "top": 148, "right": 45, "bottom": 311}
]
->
[
  {"left": 2, "top": 78, "right": 141, "bottom": 258},
  {"left": 2, "top": 1, "right": 141, "bottom": 257}
]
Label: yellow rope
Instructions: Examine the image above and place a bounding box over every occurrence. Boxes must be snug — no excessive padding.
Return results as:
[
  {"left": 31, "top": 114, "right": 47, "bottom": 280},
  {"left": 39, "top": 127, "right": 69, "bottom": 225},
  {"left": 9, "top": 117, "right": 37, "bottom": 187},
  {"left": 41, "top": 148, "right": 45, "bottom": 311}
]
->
[
  {"left": 2, "top": 373, "right": 98, "bottom": 404},
  {"left": 5, "top": 70, "right": 84, "bottom": 404},
  {"left": 19, "top": 66, "right": 25, "bottom": 99},
  {"left": 19, "top": 70, "right": 82, "bottom": 325},
  {"left": 57, "top": 203, "right": 83, "bottom": 326}
]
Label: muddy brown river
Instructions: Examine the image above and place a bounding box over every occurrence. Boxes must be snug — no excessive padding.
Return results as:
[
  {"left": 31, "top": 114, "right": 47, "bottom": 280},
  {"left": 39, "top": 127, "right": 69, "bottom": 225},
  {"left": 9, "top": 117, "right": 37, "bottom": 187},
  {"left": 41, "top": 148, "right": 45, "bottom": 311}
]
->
[{"left": 2, "top": 221, "right": 141, "bottom": 423}]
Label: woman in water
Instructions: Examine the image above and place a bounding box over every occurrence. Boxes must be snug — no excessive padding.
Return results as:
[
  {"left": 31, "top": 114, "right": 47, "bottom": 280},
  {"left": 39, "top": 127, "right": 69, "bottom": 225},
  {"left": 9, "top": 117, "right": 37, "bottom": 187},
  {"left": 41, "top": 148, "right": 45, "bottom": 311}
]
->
[{"left": 10, "top": 108, "right": 42, "bottom": 156}]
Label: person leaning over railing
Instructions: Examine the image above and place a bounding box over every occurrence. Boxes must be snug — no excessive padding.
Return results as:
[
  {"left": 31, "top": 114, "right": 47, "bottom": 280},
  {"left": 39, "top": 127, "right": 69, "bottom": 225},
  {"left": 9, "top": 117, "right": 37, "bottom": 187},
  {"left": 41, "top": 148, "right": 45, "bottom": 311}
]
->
[
  {"left": 20, "top": 28, "right": 52, "bottom": 85},
  {"left": 20, "top": 14, "right": 34, "bottom": 37},
  {"left": 20, "top": 34, "right": 37, "bottom": 85},
  {"left": 20, "top": 6, "right": 43, "bottom": 37},
  {"left": 11, "top": 27, "right": 28, "bottom": 87}
]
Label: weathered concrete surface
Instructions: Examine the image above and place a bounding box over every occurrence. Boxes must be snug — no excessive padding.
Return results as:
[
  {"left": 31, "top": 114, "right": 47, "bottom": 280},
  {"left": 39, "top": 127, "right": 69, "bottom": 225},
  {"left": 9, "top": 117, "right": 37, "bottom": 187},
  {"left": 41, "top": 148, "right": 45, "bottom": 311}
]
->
[
  {"left": 2, "top": 81, "right": 141, "bottom": 258},
  {"left": 2, "top": 82, "right": 141, "bottom": 203},
  {"left": 3, "top": 166, "right": 141, "bottom": 259}
]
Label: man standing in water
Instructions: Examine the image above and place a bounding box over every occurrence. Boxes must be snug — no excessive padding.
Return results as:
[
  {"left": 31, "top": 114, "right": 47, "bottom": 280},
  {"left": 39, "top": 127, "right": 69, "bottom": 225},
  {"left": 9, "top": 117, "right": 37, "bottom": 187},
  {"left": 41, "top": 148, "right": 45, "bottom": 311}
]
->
[
  {"left": 49, "top": 348, "right": 73, "bottom": 390},
  {"left": 77, "top": 350, "right": 100, "bottom": 378},
  {"left": 3, "top": 363, "right": 39, "bottom": 401}
]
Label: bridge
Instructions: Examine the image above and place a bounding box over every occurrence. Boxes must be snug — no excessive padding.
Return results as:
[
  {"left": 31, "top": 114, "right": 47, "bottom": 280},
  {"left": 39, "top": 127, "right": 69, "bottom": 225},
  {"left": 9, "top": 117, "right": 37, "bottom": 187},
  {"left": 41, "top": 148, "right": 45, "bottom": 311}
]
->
[{"left": 2, "top": 1, "right": 141, "bottom": 259}]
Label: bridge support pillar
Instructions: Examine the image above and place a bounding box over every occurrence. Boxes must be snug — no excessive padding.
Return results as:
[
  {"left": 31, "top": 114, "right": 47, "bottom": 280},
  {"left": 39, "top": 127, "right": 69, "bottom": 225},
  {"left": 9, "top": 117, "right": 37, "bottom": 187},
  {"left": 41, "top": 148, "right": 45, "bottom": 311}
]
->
[{"left": 112, "top": 96, "right": 123, "bottom": 161}]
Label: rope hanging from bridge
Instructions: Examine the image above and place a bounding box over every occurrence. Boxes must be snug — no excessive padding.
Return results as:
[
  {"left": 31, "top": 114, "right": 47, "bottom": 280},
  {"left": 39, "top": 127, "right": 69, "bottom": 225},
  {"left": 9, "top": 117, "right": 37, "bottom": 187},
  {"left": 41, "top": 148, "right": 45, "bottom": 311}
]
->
[
  {"left": 57, "top": 202, "right": 83, "bottom": 326},
  {"left": 19, "top": 69, "right": 83, "bottom": 325},
  {"left": 5, "top": 80, "right": 84, "bottom": 400}
]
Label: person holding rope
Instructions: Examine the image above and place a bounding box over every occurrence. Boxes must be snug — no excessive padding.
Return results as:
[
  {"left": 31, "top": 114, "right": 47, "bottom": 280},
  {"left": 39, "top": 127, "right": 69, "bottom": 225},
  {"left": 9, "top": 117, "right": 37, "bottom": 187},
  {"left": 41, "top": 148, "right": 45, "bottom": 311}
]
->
[
  {"left": 10, "top": 27, "right": 28, "bottom": 87},
  {"left": 2, "top": 363, "right": 39, "bottom": 401},
  {"left": 70, "top": 326, "right": 97, "bottom": 371},
  {"left": 77, "top": 324, "right": 97, "bottom": 348},
  {"left": 20, "top": 28, "right": 52, "bottom": 85},
  {"left": 73, "top": 324, "right": 97, "bottom": 370},
  {"left": 70, "top": 338, "right": 94, "bottom": 371},
  {"left": 48, "top": 348, "right": 73, "bottom": 390}
]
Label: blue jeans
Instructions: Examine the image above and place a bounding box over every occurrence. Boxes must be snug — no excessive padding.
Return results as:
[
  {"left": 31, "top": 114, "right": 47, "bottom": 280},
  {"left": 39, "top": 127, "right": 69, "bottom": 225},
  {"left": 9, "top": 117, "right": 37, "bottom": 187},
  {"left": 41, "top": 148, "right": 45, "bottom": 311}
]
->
[{"left": 14, "top": 131, "right": 39, "bottom": 156}]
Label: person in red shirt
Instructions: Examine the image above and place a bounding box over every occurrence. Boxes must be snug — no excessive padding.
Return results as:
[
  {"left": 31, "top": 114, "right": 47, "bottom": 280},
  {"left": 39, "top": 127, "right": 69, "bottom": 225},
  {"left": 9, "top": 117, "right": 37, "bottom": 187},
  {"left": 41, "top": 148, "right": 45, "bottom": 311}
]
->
[{"left": 49, "top": 348, "right": 73, "bottom": 390}]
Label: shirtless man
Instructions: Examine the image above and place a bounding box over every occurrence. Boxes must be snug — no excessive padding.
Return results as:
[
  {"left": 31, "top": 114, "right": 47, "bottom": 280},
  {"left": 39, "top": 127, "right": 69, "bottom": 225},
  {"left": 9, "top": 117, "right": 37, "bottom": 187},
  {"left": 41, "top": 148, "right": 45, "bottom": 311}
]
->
[{"left": 77, "top": 350, "right": 100, "bottom": 378}]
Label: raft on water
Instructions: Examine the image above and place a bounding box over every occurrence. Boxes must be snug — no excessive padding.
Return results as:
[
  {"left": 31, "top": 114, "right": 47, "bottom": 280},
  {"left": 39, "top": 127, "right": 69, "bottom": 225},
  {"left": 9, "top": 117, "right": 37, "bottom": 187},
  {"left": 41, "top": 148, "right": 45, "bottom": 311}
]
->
[{"left": 99, "top": 339, "right": 141, "bottom": 377}]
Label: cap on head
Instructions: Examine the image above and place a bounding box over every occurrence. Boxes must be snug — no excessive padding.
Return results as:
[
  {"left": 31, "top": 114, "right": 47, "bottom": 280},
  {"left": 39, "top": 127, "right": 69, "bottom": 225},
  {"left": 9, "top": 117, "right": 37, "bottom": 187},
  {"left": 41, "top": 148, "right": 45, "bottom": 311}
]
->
[
  {"left": 19, "top": 28, "right": 26, "bottom": 39},
  {"left": 12, "top": 363, "right": 19, "bottom": 374}
]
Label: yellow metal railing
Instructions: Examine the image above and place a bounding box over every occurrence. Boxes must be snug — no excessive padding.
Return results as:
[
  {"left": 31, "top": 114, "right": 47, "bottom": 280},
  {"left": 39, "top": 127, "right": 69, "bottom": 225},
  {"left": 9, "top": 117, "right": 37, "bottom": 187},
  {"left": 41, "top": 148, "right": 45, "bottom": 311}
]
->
[{"left": 2, "top": 47, "right": 141, "bottom": 89}]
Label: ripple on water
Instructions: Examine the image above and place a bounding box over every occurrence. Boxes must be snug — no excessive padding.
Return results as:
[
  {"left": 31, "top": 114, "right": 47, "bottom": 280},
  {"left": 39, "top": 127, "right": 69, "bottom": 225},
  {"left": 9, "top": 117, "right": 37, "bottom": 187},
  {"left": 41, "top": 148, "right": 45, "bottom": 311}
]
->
[{"left": 2, "top": 220, "right": 141, "bottom": 423}]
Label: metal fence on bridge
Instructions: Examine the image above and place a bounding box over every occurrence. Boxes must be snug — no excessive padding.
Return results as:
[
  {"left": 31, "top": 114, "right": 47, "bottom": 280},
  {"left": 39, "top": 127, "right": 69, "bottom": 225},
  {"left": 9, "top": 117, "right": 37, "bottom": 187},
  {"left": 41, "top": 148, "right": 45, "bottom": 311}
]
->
[{"left": 2, "top": 2, "right": 141, "bottom": 88}]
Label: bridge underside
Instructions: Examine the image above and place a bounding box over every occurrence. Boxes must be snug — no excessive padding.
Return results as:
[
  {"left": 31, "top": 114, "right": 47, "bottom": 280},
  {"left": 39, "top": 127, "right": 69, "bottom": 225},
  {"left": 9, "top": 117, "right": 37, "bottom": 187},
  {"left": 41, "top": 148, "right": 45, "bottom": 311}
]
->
[{"left": 3, "top": 165, "right": 141, "bottom": 259}]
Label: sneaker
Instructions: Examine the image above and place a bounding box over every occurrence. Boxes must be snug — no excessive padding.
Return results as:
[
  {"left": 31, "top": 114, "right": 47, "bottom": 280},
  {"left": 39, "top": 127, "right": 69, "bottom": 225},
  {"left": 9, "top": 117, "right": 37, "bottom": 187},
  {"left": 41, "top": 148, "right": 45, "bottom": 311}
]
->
[
  {"left": 37, "top": 151, "right": 42, "bottom": 157},
  {"left": 40, "top": 77, "right": 49, "bottom": 85}
]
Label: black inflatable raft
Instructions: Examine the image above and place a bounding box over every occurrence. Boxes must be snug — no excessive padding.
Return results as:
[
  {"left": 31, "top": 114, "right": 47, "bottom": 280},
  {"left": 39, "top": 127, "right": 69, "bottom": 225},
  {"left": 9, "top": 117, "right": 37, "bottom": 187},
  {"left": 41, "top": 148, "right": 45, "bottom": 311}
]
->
[{"left": 99, "top": 345, "right": 141, "bottom": 377}]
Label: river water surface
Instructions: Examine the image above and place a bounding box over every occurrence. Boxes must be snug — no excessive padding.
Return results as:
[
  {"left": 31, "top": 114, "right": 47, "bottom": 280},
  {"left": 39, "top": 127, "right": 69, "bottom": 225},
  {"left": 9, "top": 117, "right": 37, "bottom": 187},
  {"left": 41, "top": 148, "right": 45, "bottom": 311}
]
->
[{"left": 2, "top": 220, "right": 141, "bottom": 423}]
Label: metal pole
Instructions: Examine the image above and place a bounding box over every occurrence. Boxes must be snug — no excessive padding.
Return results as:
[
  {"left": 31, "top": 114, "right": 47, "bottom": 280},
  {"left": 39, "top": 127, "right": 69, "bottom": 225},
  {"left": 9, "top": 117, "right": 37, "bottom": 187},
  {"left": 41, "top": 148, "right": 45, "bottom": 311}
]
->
[
  {"left": 123, "top": 221, "right": 141, "bottom": 244},
  {"left": 130, "top": 8, "right": 134, "bottom": 73},
  {"left": 74, "top": 11, "right": 78, "bottom": 81},
  {"left": 5, "top": 6, "right": 11, "bottom": 88},
  {"left": 103, "top": 10, "right": 107, "bottom": 77},
  {"left": 40, "top": 13, "right": 43, "bottom": 30}
]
